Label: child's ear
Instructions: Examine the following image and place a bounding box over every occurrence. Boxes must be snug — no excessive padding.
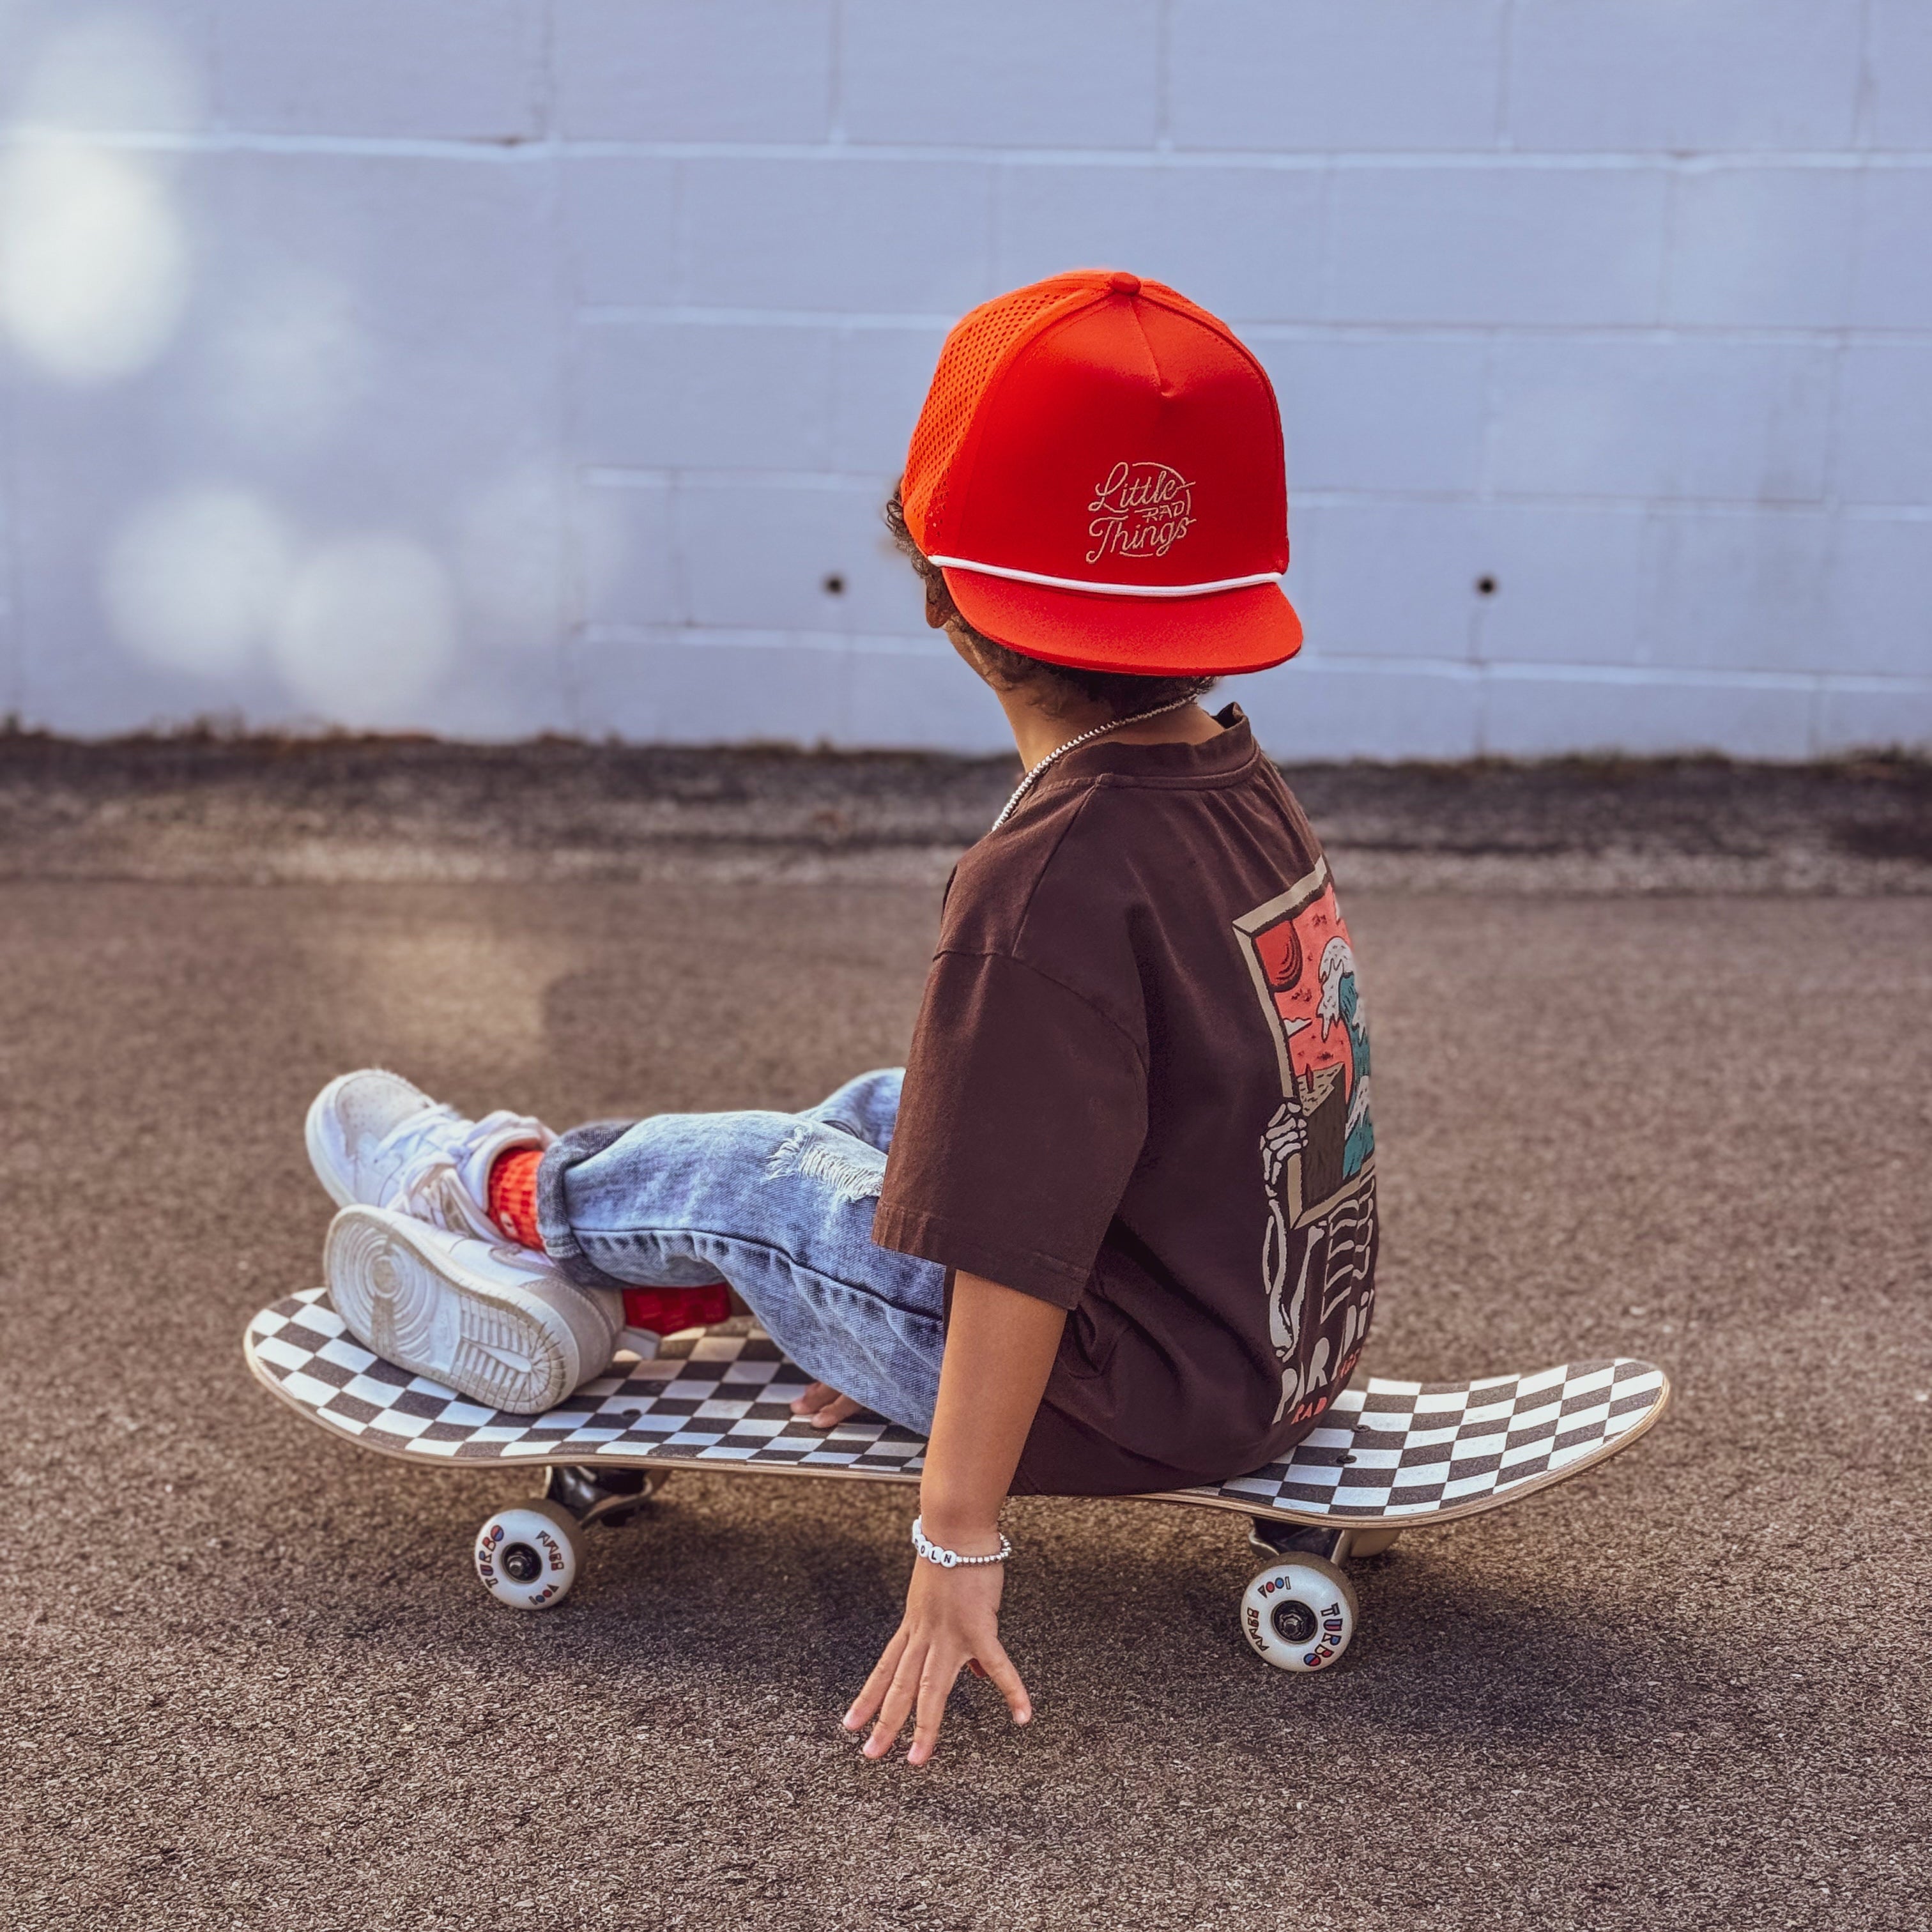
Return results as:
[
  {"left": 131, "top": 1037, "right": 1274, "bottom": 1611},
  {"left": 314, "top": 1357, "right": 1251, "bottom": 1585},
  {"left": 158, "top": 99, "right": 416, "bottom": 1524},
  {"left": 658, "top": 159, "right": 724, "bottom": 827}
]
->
[
  {"left": 942, "top": 627, "right": 990, "bottom": 680},
  {"left": 924, "top": 585, "right": 947, "bottom": 630}
]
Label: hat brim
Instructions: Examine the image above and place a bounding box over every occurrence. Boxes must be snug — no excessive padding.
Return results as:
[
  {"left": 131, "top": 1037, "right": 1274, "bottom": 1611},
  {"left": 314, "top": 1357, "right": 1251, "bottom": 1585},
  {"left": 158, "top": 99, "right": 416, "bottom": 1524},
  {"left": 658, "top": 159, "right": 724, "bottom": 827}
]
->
[{"left": 940, "top": 569, "right": 1303, "bottom": 677}]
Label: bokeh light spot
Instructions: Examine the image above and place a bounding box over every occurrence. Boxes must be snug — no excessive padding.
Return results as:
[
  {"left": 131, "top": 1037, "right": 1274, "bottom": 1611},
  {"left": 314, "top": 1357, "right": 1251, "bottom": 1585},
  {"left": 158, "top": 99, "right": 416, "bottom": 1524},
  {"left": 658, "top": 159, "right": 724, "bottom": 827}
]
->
[
  {"left": 272, "top": 535, "right": 457, "bottom": 723},
  {"left": 103, "top": 486, "right": 295, "bottom": 676},
  {"left": 0, "top": 140, "right": 190, "bottom": 382}
]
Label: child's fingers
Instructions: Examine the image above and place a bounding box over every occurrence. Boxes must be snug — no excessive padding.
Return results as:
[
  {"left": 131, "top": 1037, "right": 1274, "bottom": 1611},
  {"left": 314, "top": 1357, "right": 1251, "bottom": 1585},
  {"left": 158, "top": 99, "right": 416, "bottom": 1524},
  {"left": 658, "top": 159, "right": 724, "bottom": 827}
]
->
[
  {"left": 806, "top": 1395, "right": 863, "bottom": 1430},
  {"left": 906, "top": 1652, "right": 965, "bottom": 1767},
  {"left": 863, "top": 1643, "right": 926, "bottom": 1759},
  {"left": 843, "top": 1626, "right": 908, "bottom": 1733},
  {"left": 790, "top": 1383, "right": 864, "bottom": 1429},
  {"left": 975, "top": 1637, "right": 1033, "bottom": 1725}
]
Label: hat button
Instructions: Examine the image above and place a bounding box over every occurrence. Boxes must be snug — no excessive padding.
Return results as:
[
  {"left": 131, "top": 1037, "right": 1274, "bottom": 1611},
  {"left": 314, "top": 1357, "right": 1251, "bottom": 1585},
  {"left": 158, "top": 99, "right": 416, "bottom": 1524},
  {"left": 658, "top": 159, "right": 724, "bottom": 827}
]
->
[{"left": 1108, "top": 271, "right": 1141, "bottom": 296}]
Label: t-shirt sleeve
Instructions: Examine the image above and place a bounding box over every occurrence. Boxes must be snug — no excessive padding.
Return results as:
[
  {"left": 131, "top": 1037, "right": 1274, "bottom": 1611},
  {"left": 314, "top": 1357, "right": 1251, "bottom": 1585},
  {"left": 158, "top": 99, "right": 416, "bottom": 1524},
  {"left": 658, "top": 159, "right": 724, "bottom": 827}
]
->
[{"left": 871, "top": 949, "right": 1147, "bottom": 1310}]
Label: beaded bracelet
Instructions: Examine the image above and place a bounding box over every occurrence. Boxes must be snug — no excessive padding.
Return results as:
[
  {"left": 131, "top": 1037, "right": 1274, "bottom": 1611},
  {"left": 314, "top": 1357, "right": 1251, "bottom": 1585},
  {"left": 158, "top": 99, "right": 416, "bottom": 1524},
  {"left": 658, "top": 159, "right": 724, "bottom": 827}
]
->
[{"left": 910, "top": 1515, "right": 1013, "bottom": 1569}]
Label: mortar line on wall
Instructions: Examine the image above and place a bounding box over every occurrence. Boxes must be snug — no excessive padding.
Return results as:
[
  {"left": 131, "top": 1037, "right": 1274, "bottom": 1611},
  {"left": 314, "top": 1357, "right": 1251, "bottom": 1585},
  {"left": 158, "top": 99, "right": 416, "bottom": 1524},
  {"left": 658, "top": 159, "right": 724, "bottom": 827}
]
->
[
  {"left": 1804, "top": 680, "right": 1826, "bottom": 759},
  {"left": 1312, "top": 158, "right": 1337, "bottom": 327},
  {"left": 666, "top": 155, "right": 692, "bottom": 309},
  {"left": 581, "top": 305, "right": 962, "bottom": 330},
  {"left": 582, "top": 468, "right": 953, "bottom": 492},
  {"left": 1250, "top": 321, "right": 1932, "bottom": 346},
  {"left": 579, "top": 624, "right": 1932, "bottom": 700},
  {"left": 535, "top": 0, "right": 558, "bottom": 142},
  {"left": 572, "top": 305, "right": 1932, "bottom": 349},
  {"left": 1304, "top": 656, "right": 1932, "bottom": 696},
  {"left": 1851, "top": 0, "right": 1879, "bottom": 152},
  {"left": 1154, "top": 0, "right": 1174, "bottom": 152},
  {"left": 666, "top": 468, "right": 693, "bottom": 634},
  {"left": 1836, "top": 502, "right": 1932, "bottom": 523},
  {"left": 540, "top": 0, "right": 579, "bottom": 732},
  {"left": 1818, "top": 335, "right": 1853, "bottom": 521},
  {"left": 585, "top": 624, "right": 952, "bottom": 659},
  {"left": 1478, "top": 663, "right": 1842, "bottom": 693},
  {"left": 206, "top": 0, "right": 229, "bottom": 135},
  {"left": 1470, "top": 328, "right": 1502, "bottom": 671},
  {"left": 1809, "top": 277, "right": 1860, "bottom": 747},
  {"left": 15, "top": 127, "right": 1929, "bottom": 172},
  {"left": 545, "top": 194, "right": 578, "bottom": 719},
  {"left": 988, "top": 158, "right": 1006, "bottom": 289},
  {"left": 1495, "top": 0, "right": 1519, "bottom": 152},
  {"left": 577, "top": 466, "right": 1929, "bottom": 518},
  {"left": 828, "top": 0, "right": 848, "bottom": 146},
  {"left": 1653, "top": 155, "right": 1681, "bottom": 328}
]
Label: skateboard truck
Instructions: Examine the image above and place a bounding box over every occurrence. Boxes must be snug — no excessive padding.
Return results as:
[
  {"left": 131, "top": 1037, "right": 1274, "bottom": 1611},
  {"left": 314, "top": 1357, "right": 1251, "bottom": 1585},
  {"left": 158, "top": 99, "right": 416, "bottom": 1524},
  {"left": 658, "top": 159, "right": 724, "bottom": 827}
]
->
[
  {"left": 1247, "top": 1519, "right": 1402, "bottom": 1563},
  {"left": 542, "top": 1464, "right": 666, "bottom": 1530}
]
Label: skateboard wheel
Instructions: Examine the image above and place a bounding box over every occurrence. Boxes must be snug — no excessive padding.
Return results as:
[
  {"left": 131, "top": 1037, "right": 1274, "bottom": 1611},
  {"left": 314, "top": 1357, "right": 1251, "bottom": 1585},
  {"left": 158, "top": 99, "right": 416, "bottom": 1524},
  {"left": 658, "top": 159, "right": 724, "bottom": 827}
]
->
[
  {"left": 474, "top": 1500, "right": 579, "bottom": 1611},
  {"left": 1240, "top": 1554, "right": 1358, "bottom": 1673}
]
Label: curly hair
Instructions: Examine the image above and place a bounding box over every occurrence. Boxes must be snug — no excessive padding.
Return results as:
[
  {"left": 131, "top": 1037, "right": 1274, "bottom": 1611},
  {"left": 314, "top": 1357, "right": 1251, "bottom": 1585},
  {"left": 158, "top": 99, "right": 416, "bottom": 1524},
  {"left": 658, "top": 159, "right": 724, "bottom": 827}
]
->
[{"left": 883, "top": 484, "right": 1218, "bottom": 723}]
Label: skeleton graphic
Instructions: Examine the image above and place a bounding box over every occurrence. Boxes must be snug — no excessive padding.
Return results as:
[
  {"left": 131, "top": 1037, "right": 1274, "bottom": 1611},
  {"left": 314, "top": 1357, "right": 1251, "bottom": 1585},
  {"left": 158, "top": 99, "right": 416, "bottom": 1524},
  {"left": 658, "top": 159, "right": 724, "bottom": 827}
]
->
[
  {"left": 1236, "top": 864, "right": 1379, "bottom": 1425},
  {"left": 1258, "top": 1085, "right": 1376, "bottom": 1423}
]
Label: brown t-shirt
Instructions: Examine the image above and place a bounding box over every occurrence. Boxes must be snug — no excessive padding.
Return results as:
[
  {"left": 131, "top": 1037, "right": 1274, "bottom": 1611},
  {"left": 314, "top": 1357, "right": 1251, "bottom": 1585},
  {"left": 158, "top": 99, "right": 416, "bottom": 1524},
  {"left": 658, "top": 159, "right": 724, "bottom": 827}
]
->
[{"left": 871, "top": 705, "right": 1379, "bottom": 1498}]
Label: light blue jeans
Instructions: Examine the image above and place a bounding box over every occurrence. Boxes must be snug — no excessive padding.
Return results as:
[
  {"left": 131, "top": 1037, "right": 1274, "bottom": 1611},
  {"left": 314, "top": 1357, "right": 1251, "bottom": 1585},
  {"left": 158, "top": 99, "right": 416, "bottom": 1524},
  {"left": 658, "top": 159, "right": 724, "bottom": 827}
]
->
[{"left": 535, "top": 1069, "right": 946, "bottom": 1431}]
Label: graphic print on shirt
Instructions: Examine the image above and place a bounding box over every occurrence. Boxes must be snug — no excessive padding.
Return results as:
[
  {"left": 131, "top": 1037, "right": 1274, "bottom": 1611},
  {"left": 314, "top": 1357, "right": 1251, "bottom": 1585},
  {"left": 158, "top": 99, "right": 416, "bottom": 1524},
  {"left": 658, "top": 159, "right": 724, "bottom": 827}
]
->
[{"left": 1233, "top": 857, "right": 1379, "bottom": 1427}]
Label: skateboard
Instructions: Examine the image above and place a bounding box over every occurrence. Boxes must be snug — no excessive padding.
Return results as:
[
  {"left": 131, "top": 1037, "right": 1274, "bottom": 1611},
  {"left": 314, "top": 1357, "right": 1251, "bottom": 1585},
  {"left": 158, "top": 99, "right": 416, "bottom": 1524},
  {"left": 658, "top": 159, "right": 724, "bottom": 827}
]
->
[{"left": 245, "top": 1287, "right": 1669, "bottom": 1673}]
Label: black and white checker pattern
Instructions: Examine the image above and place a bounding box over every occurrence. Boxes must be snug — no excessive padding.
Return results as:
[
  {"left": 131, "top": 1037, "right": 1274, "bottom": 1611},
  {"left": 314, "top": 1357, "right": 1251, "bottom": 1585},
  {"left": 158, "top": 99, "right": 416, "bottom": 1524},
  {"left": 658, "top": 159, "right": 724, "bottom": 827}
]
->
[
  {"left": 245, "top": 1288, "right": 928, "bottom": 1476},
  {"left": 246, "top": 1289, "right": 1665, "bottom": 1521},
  {"left": 1199, "top": 1360, "right": 1668, "bottom": 1521}
]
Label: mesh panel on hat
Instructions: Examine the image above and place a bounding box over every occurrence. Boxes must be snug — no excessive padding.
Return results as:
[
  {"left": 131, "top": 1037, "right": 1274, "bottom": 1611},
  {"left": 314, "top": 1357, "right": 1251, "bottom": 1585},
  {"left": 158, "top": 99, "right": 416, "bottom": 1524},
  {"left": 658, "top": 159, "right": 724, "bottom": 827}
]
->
[
  {"left": 902, "top": 273, "right": 1242, "bottom": 553},
  {"left": 903, "top": 276, "right": 1097, "bottom": 546}
]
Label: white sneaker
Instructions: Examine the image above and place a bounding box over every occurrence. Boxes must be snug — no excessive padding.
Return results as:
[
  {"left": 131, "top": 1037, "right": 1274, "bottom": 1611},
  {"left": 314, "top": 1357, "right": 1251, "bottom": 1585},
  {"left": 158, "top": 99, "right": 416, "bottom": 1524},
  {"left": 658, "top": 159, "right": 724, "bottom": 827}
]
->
[
  {"left": 324, "top": 1205, "right": 629, "bottom": 1413},
  {"left": 305, "top": 1068, "right": 552, "bottom": 1243}
]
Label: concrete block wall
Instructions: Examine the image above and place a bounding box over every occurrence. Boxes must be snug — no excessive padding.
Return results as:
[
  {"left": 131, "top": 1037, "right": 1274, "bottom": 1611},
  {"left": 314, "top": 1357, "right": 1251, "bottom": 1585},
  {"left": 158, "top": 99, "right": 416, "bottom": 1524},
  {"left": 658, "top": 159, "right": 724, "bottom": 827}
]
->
[{"left": 0, "top": 0, "right": 1926, "bottom": 756}]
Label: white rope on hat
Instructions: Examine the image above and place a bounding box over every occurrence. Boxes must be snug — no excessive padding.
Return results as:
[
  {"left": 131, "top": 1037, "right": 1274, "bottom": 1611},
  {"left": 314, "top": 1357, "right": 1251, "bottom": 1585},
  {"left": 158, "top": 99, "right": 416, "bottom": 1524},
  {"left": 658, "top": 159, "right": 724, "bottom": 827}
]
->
[{"left": 926, "top": 555, "right": 1282, "bottom": 599}]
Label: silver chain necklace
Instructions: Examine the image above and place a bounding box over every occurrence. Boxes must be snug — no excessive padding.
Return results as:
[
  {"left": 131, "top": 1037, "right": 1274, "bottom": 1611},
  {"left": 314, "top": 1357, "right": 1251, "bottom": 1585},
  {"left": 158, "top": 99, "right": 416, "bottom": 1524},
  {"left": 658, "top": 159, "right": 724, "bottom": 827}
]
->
[{"left": 989, "top": 696, "right": 1197, "bottom": 834}]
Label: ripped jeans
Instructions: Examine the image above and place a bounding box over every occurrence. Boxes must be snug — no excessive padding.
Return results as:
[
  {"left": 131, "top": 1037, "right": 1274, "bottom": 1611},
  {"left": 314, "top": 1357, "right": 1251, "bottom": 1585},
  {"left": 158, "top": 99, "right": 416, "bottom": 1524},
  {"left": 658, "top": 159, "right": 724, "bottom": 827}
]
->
[{"left": 533, "top": 1069, "right": 946, "bottom": 1431}]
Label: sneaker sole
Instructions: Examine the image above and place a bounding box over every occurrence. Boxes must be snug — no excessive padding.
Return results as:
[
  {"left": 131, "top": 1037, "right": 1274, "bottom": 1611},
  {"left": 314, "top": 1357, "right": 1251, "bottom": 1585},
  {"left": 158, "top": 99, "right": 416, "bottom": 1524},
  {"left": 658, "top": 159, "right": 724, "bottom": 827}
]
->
[{"left": 323, "top": 1209, "right": 579, "bottom": 1414}]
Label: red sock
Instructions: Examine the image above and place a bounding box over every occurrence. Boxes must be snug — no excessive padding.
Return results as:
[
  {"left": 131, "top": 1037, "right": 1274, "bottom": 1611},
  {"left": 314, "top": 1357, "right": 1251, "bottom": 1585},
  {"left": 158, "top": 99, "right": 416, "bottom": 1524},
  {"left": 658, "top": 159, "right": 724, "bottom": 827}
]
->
[
  {"left": 486, "top": 1147, "right": 545, "bottom": 1248},
  {"left": 619, "top": 1282, "right": 732, "bottom": 1334},
  {"left": 484, "top": 1149, "right": 732, "bottom": 1336}
]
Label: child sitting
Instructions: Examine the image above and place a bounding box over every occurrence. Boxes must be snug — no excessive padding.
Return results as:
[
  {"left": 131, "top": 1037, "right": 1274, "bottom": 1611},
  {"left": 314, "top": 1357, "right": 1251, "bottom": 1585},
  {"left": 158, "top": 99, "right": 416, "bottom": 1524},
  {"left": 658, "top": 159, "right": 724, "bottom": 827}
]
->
[{"left": 305, "top": 270, "right": 1377, "bottom": 1763}]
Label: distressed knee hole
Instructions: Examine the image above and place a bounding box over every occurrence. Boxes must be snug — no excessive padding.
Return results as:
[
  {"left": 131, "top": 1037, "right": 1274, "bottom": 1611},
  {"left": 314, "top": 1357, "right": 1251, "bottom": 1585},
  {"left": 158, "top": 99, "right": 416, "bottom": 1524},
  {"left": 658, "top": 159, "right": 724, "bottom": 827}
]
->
[{"left": 766, "top": 1126, "right": 885, "bottom": 1204}]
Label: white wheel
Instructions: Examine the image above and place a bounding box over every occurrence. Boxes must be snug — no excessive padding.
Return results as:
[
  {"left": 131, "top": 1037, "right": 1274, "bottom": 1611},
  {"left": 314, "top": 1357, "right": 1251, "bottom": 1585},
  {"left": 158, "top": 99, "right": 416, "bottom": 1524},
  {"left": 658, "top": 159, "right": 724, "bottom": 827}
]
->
[
  {"left": 475, "top": 1499, "right": 579, "bottom": 1610},
  {"left": 1241, "top": 1553, "right": 1358, "bottom": 1672}
]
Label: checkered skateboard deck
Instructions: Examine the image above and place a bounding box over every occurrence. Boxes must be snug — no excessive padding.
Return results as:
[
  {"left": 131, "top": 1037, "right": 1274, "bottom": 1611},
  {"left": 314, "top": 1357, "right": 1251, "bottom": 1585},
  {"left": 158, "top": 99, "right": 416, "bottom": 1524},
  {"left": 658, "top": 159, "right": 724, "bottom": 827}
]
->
[{"left": 244, "top": 1287, "right": 1668, "bottom": 1529}]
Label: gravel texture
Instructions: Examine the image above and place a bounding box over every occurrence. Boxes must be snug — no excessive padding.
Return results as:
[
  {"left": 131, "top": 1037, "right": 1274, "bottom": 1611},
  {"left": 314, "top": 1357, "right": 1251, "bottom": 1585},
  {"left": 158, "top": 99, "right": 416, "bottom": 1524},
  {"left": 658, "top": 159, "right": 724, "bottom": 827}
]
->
[
  {"left": 1, "top": 730, "right": 1928, "bottom": 894},
  {"left": 2, "top": 747, "right": 1929, "bottom": 1929}
]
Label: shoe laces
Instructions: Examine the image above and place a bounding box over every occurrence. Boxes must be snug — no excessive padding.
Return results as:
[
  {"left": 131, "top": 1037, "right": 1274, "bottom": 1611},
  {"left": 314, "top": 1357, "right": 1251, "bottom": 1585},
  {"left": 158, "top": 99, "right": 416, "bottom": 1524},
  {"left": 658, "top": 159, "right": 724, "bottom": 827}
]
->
[{"left": 373, "top": 1105, "right": 546, "bottom": 1234}]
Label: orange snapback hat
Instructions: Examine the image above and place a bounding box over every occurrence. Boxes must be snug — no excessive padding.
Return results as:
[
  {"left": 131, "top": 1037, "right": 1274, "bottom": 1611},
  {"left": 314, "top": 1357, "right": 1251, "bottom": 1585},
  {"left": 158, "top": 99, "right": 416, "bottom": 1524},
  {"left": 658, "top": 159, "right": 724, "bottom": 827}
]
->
[{"left": 901, "top": 269, "right": 1301, "bottom": 677}]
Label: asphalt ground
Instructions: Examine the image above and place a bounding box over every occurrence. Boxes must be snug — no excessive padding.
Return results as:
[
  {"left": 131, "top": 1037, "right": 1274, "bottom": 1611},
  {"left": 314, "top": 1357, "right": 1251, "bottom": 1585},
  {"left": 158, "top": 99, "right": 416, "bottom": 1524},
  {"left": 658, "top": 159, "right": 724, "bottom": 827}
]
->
[{"left": 3, "top": 753, "right": 1929, "bottom": 1930}]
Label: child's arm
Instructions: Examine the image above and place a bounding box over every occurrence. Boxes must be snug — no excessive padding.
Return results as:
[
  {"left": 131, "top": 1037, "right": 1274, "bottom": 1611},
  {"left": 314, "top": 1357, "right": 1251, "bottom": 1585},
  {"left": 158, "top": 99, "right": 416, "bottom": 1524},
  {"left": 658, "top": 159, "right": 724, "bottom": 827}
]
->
[{"left": 842, "top": 1271, "right": 1066, "bottom": 1765}]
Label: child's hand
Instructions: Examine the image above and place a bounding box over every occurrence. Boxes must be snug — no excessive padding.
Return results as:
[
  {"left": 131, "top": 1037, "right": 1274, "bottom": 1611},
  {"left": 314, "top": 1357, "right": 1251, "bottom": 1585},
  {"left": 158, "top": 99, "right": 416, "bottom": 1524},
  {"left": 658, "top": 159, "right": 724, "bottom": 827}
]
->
[{"left": 842, "top": 1556, "right": 1031, "bottom": 1765}]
